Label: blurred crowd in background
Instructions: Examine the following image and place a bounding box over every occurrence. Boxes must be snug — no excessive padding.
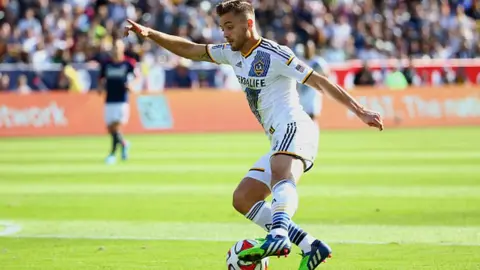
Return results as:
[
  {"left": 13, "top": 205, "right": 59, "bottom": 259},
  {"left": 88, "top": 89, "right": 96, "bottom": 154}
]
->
[{"left": 0, "top": 0, "right": 479, "bottom": 92}]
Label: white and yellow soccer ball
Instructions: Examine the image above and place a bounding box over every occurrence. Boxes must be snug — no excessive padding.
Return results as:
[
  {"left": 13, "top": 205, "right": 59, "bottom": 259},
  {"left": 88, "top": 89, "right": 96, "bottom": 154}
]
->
[{"left": 226, "top": 239, "right": 269, "bottom": 270}]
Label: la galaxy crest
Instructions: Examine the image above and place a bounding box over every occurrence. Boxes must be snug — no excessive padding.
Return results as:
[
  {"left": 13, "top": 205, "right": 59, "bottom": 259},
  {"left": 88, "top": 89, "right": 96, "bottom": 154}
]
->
[{"left": 253, "top": 60, "right": 265, "bottom": 76}]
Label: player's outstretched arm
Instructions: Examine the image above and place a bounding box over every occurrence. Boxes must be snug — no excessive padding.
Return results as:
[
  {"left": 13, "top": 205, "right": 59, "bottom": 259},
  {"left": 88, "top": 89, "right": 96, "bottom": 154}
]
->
[
  {"left": 124, "top": 19, "right": 213, "bottom": 62},
  {"left": 305, "top": 72, "right": 384, "bottom": 131}
]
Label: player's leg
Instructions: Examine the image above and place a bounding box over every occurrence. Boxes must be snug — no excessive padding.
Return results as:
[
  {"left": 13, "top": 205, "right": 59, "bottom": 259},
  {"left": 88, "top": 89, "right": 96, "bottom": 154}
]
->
[
  {"left": 111, "top": 122, "right": 130, "bottom": 161},
  {"left": 238, "top": 125, "right": 304, "bottom": 260},
  {"left": 233, "top": 154, "right": 274, "bottom": 231},
  {"left": 269, "top": 154, "right": 331, "bottom": 269},
  {"left": 233, "top": 153, "right": 315, "bottom": 253},
  {"left": 238, "top": 155, "right": 322, "bottom": 261},
  {"left": 233, "top": 160, "right": 324, "bottom": 257},
  {"left": 105, "top": 122, "right": 123, "bottom": 163},
  {"left": 110, "top": 122, "right": 122, "bottom": 151},
  {"left": 239, "top": 121, "right": 331, "bottom": 267},
  {"left": 118, "top": 102, "right": 130, "bottom": 161},
  {"left": 104, "top": 104, "right": 117, "bottom": 164},
  {"left": 270, "top": 123, "right": 331, "bottom": 269},
  {"left": 233, "top": 176, "right": 271, "bottom": 230},
  {"left": 104, "top": 103, "right": 130, "bottom": 163},
  {"left": 272, "top": 122, "right": 331, "bottom": 269},
  {"left": 234, "top": 180, "right": 319, "bottom": 252}
]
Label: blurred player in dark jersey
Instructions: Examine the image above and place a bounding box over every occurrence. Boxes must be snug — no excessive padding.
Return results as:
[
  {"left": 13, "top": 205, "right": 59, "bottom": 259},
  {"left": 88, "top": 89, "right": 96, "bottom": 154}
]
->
[{"left": 99, "top": 39, "right": 138, "bottom": 164}]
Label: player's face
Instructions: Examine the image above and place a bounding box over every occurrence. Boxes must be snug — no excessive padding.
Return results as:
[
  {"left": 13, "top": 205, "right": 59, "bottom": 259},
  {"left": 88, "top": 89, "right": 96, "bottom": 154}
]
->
[{"left": 219, "top": 12, "right": 249, "bottom": 51}]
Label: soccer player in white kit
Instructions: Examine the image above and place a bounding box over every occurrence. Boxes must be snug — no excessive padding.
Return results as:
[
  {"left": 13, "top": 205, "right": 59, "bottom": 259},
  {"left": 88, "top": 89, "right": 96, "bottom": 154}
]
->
[{"left": 124, "top": 1, "right": 384, "bottom": 268}]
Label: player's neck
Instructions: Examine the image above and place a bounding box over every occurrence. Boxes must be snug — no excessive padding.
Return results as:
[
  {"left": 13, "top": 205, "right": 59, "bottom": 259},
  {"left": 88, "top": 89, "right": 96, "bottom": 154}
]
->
[
  {"left": 113, "top": 57, "right": 124, "bottom": 63},
  {"left": 240, "top": 34, "right": 262, "bottom": 57}
]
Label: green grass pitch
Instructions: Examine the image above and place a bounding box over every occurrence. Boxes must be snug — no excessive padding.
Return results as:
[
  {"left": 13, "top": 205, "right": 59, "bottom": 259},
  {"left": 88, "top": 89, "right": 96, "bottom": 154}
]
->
[{"left": 0, "top": 127, "right": 479, "bottom": 269}]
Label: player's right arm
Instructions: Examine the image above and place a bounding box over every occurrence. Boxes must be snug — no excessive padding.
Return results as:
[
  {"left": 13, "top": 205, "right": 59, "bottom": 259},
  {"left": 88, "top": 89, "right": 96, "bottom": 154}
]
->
[
  {"left": 305, "top": 72, "right": 384, "bottom": 131},
  {"left": 275, "top": 55, "right": 384, "bottom": 131},
  {"left": 124, "top": 19, "right": 227, "bottom": 64}
]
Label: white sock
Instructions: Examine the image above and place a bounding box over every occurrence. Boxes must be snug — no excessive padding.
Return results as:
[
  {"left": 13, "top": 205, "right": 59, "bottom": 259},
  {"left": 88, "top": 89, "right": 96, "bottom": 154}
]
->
[
  {"left": 245, "top": 200, "right": 315, "bottom": 253},
  {"left": 245, "top": 200, "right": 272, "bottom": 232},
  {"left": 270, "top": 179, "right": 298, "bottom": 237}
]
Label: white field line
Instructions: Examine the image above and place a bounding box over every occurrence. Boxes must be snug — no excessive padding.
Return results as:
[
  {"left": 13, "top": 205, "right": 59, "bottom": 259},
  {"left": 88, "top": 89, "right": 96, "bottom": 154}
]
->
[
  {"left": 0, "top": 164, "right": 479, "bottom": 174},
  {"left": 0, "top": 221, "right": 21, "bottom": 236},
  {"left": 1, "top": 151, "right": 480, "bottom": 160},
  {"left": 0, "top": 142, "right": 269, "bottom": 152},
  {"left": 1, "top": 142, "right": 477, "bottom": 152},
  {"left": 0, "top": 184, "right": 478, "bottom": 198},
  {"left": 0, "top": 220, "right": 479, "bottom": 247}
]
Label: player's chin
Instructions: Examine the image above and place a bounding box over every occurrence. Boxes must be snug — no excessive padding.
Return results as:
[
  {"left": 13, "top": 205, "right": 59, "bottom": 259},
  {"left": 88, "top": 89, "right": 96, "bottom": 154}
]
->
[{"left": 230, "top": 43, "right": 239, "bottom": 51}]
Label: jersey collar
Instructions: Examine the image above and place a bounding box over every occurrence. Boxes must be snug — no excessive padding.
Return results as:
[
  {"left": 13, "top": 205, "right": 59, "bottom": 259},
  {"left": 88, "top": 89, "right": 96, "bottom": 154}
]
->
[{"left": 242, "top": 38, "right": 263, "bottom": 58}]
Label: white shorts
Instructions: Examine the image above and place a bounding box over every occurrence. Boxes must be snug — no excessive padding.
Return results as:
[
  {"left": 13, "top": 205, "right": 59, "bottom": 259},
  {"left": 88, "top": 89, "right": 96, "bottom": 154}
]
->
[
  {"left": 104, "top": 102, "right": 130, "bottom": 125},
  {"left": 299, "top": 88, "right": 322, "bottom": 116},
  {"left": 245, "top": 120, "right": 319, "bottom": 188}
]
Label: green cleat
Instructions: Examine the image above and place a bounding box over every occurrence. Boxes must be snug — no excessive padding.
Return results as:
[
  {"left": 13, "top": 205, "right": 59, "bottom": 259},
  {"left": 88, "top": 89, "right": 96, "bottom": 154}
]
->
[{"left": 238, "top": 234, "right": 292, "bottom": 262}]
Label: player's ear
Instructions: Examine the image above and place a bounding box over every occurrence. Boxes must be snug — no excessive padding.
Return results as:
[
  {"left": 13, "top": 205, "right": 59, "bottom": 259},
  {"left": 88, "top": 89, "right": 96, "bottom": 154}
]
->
[{"left": 247, "top": 19, "right": 253, "bottom": 29}]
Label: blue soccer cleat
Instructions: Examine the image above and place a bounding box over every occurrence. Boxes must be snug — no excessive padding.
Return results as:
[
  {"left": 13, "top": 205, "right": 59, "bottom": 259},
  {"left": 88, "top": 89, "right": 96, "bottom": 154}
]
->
[
  {"left": 238, "top": 234, "right": 292, "bottom": 262},
  {"left": 105, "top": 154, "right": 116, "bottom": 165},
  {"left": 121, "top": 141, "right": 130, "bottom": 161},
  {"left": 298, "top": 240, "right": 332, "bottom": 270}
]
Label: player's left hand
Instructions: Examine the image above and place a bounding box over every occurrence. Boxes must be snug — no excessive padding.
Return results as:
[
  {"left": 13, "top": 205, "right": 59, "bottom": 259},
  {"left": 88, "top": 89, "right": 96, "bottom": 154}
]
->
[{"left": 358, "top": 109, "right": 384, "bottom": 131}]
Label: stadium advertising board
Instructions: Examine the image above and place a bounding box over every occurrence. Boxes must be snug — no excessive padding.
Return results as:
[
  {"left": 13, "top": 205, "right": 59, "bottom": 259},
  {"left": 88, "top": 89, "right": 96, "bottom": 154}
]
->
[
  {"left": 0, "top": 87, "right": 479, "bottom": 137},
  {"left": 321, "top": 86, "right": 480, "bottom": 129}
]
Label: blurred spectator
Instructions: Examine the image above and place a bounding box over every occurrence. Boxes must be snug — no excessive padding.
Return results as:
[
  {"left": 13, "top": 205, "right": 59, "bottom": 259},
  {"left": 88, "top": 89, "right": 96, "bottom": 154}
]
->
[
  {"left": 62, "top": 63, "right": 85, "bottom": 93},
  {"left": 16, "top": 74, "right": 31, "bottom": 94},
  {"left": 454, "top": 67, "right": 470, "bottom": 85},
  {"left": 18, "top": 8, "right": 42, "bottom": 35},
  {"left": 432, "top": 67, "right": 455, "bottom": 86},
  {"left": 385, "top": 63, "right": 409, "bottom": 90},
  {"left": 0, "top": 0, "right": 478, "bottom": 91},
  {"left": 354, "top": 62, "right": 375, "bottom": 86},
  {"left": 171, "top": 58, "right": 198, "bottom": 89},
  {"left": 455, "top": 39, "right": 475, "bottom": 58},
  {"left": 9, "top": 0, "right": 480, "bottom": 64},
  {"left": 465, "top": 1, "right": 480, "bottom": 19},
  {"left": 0, "top": 73, "right": 10, "bottom": 91},
  {"left": 401, "top": 58, "right": 418, "bottom": 86}
]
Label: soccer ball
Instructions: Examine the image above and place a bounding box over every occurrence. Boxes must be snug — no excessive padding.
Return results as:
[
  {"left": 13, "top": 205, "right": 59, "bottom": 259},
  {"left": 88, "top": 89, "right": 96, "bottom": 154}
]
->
[{"left": 226, "top": 239, "right": 269, "bottom": 270}]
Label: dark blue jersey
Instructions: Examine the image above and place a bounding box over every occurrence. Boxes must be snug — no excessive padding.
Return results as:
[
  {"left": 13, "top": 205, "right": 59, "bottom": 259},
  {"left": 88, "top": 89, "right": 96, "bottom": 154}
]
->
[{"left": 100, "top": 59, "right": 135, "bottom": 103}]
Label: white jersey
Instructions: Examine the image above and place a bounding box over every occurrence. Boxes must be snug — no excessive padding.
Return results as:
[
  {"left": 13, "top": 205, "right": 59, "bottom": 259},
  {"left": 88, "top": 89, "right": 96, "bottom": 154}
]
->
[{"left": 207, "top": 38, "right": 314, "bottom": 135}]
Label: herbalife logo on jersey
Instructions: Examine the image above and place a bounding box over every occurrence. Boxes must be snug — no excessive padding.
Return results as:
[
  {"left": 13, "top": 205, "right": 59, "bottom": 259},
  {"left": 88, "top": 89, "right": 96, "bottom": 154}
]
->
[
  {"left": 236, "top": 61, "right": 242, "bottom": 68},
  {"left": 236, "top": 75, "right": 266, "bottom": 88}
]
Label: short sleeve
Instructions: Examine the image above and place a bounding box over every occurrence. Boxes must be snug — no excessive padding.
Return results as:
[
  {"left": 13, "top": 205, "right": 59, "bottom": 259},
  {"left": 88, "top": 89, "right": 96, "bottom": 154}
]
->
[
  {"left": 276, "top": 56, "right": 314, "bottom": 84},
  {"left": 206, "top": 44, "right": 230, "bottom": 65}
]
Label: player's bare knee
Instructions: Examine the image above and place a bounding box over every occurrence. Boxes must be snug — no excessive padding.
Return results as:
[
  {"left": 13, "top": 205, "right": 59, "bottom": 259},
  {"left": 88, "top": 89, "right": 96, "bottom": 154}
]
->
[
  {"left": 233, "top": 177, "right": 271, "bottom": 215},
  {"left": 271, "top": 170, "right": 290, "bottom": 186},
  {"left": 232, "top": 186, "right": 251, "bottom": 215}
]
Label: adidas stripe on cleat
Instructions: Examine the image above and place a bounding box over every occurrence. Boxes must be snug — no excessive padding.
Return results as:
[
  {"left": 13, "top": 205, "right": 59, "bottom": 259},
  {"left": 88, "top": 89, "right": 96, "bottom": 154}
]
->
[
  {"left": 298, "top": 240, "right": 332, "bottom": 270},
  {"left": 238, "top": 234, "right": 292, "bottom": 262}
]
